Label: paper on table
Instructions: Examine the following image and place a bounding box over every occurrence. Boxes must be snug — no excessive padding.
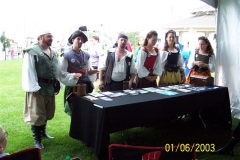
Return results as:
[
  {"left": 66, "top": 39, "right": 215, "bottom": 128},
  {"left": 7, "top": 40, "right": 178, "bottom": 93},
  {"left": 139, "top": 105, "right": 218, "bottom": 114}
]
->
[
  {"left": 89, "top": 92, "right": 105, "bottom": 97},
  {"left": 100, "top": 96, "right": 113, "bottom": 101},
  {"left": 101, "top": 91, "right": 114, "bottom": 96},
  {"left": 176, "top": 88, "right": 191, "bottom": 93},
  {"left": 158, "top": 87, "right": 172, "bottom": 90},
  {"left": 84, "top": 95, "right": 99, "bottom": 100},
  {"left": 156, "top": 90, "right": 179, "bottom": 96},
  {"left": 142, "top": 87, "right": 158, "bottom": 92}
]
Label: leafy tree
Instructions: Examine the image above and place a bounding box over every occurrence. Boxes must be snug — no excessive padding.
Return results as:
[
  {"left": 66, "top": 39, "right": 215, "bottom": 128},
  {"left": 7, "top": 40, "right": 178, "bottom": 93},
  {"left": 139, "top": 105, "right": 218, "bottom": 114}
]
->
[
  {"left": 126, "top": 31, "right": 140, "bottom": 49},
  {"left": 0, "top": 32, "right": 11, "bottom": 51}
]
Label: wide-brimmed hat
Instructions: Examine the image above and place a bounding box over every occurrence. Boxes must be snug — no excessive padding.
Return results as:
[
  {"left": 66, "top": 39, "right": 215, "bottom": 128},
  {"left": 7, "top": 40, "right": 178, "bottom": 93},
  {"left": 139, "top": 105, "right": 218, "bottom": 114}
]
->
[{"left": 68, "top": 30, "right": 88, "bottom": 44}]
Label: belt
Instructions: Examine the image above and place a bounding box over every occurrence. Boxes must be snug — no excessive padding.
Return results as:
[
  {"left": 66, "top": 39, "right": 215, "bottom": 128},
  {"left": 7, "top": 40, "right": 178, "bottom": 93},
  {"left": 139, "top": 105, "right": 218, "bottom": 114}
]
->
[
  {"left": 38, "top": 77, "right": 57, "bottom": 84},
  {"left": 111, "top": 79, "right": 124, "bottom": 83}
]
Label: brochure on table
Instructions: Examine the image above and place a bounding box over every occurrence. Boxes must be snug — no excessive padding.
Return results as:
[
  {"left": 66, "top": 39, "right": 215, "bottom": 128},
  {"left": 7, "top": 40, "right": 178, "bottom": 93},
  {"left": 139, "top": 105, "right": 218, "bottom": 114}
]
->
[{"left": 84, "top": 84, "right": 218, "bottom": 101}]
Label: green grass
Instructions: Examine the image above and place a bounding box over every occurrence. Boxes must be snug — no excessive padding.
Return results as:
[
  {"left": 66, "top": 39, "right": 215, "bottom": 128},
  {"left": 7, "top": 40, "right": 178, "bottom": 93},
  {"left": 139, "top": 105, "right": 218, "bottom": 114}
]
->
[{"left": 0, "top": 58, "right": 239, "bottom": 160}]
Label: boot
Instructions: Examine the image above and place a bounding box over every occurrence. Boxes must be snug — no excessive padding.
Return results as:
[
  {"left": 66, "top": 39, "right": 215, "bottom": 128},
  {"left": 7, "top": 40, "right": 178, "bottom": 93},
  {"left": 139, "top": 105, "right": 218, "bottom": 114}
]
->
[
  {"left": 31, "top": 126, "right": 44, "bottom": 149},
  {"left": 215, "top": 138, "right": 237, "bottom": 156},
  {"left": 41, "top": 124, "right": 54, "bottom": 139}
]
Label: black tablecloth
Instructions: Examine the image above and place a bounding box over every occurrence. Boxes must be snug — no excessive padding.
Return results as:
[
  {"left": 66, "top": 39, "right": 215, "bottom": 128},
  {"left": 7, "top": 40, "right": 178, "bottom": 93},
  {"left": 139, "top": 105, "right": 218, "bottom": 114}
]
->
[{"left": 70, "top": 86, "right": 232, "bottom": 160}]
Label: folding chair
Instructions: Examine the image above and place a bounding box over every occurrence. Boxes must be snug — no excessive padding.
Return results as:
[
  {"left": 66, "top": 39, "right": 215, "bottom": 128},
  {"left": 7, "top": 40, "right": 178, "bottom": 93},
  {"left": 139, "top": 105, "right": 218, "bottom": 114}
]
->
[
  {"left": 109, "top": 144, "right": 196, "bottom": 160},
  {"left": 0, "top": 148, "right": 41, "bottom": 160}
]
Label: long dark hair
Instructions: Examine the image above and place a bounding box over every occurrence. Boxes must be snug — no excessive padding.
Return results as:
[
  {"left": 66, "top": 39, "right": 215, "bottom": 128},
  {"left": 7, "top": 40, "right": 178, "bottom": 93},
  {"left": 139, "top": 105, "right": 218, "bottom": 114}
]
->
[
  {"left": 197, "top": 36, "right": 214, "bottom": 55},
  {"left": 143, "top": 30, "right": 158, "bottom": 47},
  {"left": 164, "top": 30, "right": 177, "bottom": 50}
]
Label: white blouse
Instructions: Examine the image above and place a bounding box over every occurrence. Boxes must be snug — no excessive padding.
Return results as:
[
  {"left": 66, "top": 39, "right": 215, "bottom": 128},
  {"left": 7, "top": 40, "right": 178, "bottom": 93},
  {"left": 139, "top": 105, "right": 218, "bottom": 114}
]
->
[
  {"left": 187, "top": 51, "right": 216, "bottom": 72},
  {"left": 136, "top": 50, "right": 163, "bottom": 78},
  {"left": 22, "top": 52, "right": 78, "bottom": 92}
]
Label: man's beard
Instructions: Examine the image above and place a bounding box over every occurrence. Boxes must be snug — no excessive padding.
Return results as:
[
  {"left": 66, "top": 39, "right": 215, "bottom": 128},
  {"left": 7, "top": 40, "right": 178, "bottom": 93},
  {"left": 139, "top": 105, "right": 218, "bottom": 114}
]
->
[
  {"left": 120, "top": 44, "right": 126, "bottom": 49},
  {"left": 43, "top": 38, "right": 52, "bottom": 46}
]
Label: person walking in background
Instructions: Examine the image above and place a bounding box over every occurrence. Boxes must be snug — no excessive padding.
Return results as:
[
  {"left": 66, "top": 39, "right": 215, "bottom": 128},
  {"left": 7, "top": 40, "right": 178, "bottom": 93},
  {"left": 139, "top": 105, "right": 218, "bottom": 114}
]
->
[
  {"left": 59, "top": 30, "right": 98, "bottom": 117},
  {"left": 159, "top": 30, "right": 185, "bottom": 86},
  {"left": 0, "top": 125, "right": 9, "bottom": 158},
  {"left": 98, "top": 34, "right": 137, "bottom": 91},
  {"left": 134, "top": 36, "right": 144, "bottom": 63},
  {"left": 126, "top": 40, "right": 132, "bottom": 52},
  {"left": 89, "top": 36, "right": 104, "bottom": 91},
  {"left": 135, "top": 30, "right": 163, "bottom": 88},
  {"left": 22, "top": 30, "right": 78, "bottom": 150},
  {"left": 181, "top": 42, "right": 191, "bottom": 76},
  {"left": 10, "top": 49, "right": 14, "bottom": 60},
  {"left": 185, "top": 36, "right": 216, "bottom": 83}
]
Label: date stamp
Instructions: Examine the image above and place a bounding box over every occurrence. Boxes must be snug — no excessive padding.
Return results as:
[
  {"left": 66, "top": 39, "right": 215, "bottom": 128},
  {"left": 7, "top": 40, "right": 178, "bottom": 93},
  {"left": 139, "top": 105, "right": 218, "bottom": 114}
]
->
[{"left": 165, "top": 143, "right": 215, "bottom": 152}]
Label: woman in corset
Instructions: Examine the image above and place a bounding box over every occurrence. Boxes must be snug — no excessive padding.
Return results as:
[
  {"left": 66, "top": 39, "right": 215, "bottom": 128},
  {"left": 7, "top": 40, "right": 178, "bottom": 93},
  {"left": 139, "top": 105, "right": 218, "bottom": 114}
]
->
[
  {"left": 159, "top": 30, "right": 185, "bottom": 86},
  {"left": 136, "top": 30, "right": 163, "bottom": 88},
  {"left": 186, "top": 36, "right": 216, "bottom": 83}
]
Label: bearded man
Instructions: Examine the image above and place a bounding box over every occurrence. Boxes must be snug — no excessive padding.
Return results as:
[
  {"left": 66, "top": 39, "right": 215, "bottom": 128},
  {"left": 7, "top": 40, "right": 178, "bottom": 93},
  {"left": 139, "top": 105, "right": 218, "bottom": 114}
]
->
[
  {"left": 22, "top": 31, "right": 79, "bottom": 149},
  {"left": 98, "top": 34, "right": 137, "bottom": 91}
]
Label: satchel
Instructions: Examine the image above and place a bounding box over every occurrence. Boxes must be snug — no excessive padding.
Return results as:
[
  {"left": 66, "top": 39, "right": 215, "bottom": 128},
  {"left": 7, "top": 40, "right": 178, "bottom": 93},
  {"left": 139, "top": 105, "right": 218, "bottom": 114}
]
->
[
  {"left": 54, "top": 80, "right": 61, "bottom": 94},
  {"left": 189, "top": 75, "right": 214, "bottom": 86}
]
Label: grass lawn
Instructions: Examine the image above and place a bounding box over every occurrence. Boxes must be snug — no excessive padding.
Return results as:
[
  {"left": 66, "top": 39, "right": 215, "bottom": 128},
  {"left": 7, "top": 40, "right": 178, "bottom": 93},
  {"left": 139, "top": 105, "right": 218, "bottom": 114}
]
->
[{"left": 0, "top": 58, "right": 239, "bottom": 160}]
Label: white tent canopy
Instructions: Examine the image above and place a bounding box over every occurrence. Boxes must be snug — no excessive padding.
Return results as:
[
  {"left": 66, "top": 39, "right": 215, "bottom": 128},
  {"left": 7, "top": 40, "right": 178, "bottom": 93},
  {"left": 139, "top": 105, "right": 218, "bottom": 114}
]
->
[{"left": 201, "top": 0, "right": 240, "bottom": 119}]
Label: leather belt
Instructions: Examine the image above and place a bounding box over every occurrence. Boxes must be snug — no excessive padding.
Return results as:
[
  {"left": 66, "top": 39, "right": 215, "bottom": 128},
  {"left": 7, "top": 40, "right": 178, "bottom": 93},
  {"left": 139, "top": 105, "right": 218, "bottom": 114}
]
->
[{"left": 38, "top": 77, "right": 56, "bottom": 84}]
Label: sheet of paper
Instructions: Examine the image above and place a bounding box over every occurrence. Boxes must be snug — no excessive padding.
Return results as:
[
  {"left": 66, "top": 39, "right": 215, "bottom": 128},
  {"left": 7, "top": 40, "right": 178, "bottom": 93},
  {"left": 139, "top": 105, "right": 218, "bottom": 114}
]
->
[{"left": 84, "top": 96, "right": 99, "bottom": 100}]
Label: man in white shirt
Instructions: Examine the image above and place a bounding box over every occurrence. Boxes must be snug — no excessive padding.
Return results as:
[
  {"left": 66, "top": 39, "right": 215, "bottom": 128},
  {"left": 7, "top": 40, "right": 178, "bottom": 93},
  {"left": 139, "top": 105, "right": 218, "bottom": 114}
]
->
[
  {"left": 98, "top": 34, "right": 137, "bottom": 91},
  {"left": 22, "top": 30, "right": 79, "bottom": 149}
]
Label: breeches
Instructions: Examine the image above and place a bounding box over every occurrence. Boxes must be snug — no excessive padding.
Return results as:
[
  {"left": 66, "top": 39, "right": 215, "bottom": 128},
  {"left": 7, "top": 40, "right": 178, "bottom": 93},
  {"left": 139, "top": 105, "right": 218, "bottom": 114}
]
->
[{"left": 24, "top": 92, "right": 55, "bottom": 126}]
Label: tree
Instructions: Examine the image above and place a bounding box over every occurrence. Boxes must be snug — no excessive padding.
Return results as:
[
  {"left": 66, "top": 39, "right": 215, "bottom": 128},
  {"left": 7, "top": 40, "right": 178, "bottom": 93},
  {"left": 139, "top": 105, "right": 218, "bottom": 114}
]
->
[
  {"left": 126, "top": 31, "right": 140, "bottom": 49},
  {"left": 0, "top": 32, "right": 11, "bottom": 51},
  {"left": 0, "top": 32, "right": 11, "bottom": 60}
]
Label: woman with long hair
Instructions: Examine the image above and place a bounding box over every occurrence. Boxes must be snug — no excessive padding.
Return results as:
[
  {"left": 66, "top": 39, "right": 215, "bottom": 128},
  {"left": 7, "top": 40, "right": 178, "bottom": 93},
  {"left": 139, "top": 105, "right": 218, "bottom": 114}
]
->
[
  {"left": 186, "top": 36, "right": 216, "bottom": 83},
  {"left": 159, "top": 30, "right": 185, "bottom": 86},
  {"left": 136, "top": 30, "right": 163, "bottom": 88}
]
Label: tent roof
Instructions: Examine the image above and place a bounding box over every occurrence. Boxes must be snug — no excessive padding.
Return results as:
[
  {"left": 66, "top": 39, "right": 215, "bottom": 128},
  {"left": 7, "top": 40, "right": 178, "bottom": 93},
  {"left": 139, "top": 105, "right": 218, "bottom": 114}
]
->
[
  {"left": 161, "top": 14, "right": 215, "bottom": 31},
  {"left": 190, "top": 5, "right": 215, "bottom": 14},
  {"left": 200, "top": 0, "right": 218, "bottom": 8}
]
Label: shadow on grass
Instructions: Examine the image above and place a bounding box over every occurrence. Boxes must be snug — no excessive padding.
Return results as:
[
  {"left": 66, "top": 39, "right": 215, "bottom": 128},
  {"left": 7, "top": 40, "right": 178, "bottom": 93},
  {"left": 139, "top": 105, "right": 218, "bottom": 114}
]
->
[{"left": 110, "top": 118, "right": 238, "bottom": 160}]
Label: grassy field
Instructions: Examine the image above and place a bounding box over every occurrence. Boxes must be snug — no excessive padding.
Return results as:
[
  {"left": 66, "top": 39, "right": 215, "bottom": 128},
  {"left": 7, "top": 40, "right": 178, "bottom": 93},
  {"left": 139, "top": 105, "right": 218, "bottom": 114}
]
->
[{"left": 0, "top": 58, "right": 239, "bottom": 160}]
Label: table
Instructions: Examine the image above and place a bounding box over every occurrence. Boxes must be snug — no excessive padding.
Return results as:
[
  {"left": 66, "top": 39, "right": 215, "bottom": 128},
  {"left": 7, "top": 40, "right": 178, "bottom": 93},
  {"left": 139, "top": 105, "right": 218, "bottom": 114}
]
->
[{"left": 70, "top": 86, "right": 232, "bottom": 160}]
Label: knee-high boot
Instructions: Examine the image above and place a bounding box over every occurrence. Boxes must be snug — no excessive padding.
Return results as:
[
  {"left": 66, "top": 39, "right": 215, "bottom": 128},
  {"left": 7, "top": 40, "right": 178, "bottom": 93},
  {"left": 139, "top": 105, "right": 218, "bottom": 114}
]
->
[
  {"left": 215, "top": 138, "right": 238, "bottom": 156},
  {"left": 41, "top": 123, "right": 54, "bottom": 139},
  {"left": 31, "top": 126, "right": 44, "bottom": 149}
]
